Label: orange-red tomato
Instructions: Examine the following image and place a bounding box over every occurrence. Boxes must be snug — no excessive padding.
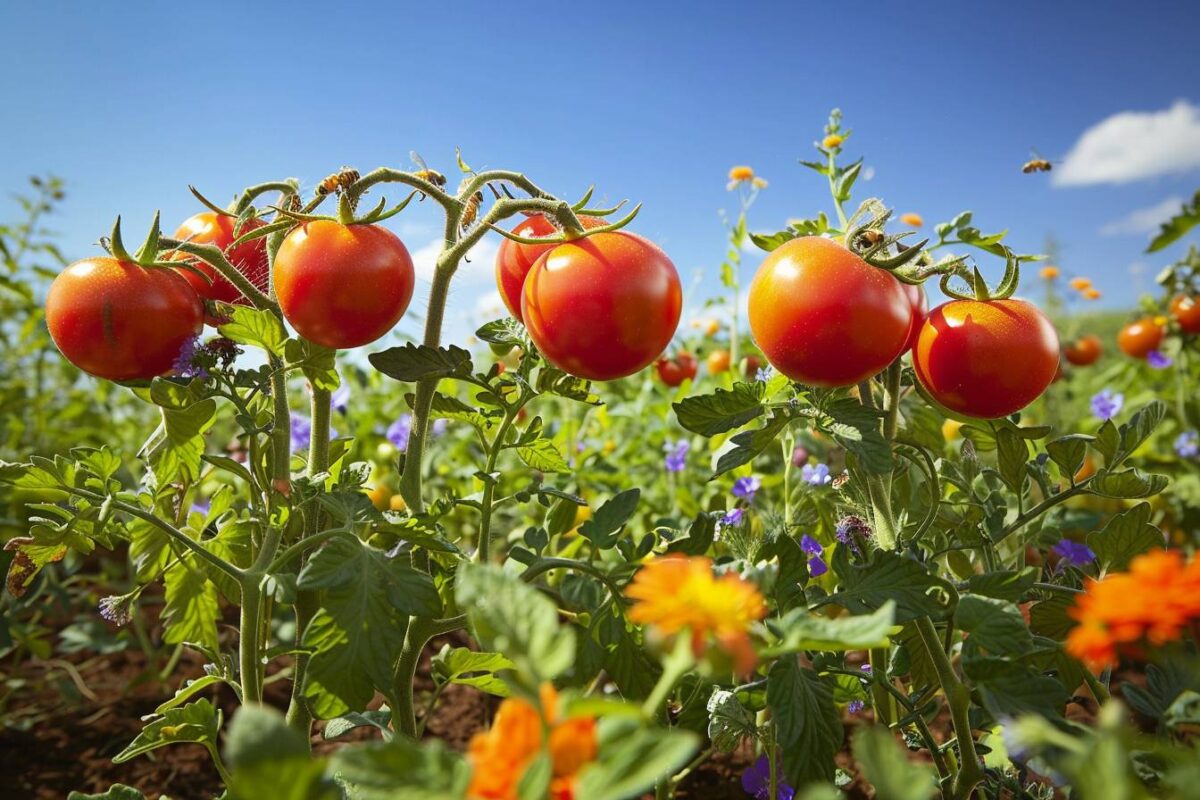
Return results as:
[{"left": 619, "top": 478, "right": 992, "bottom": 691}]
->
[
  {"left": 707, "top": 349, "right": 731, "bottom": 374},
  {"left": 899, "top": 281, "right": 927, "bottom": 353},
  {"left": 522, "top": 232, "right": 681, "bottom": 381},
  {"left": 273, "top": 220, "right": 415, "bottom": 349},
  {"left": 171, "top": 212, "right": 269, "bottom": 324},
  {"left": 46, "top": 257, "right": 204, "bottom": 381},
  {"left": 656, "top": 351, "right": 697, "bottom": 386},
  {"left": 1117, "top": 317, "right": 1165, "bottom": 359},
  {"left": 494, "top": 214, "right": 606, "bottom": 321},
  {"left": 748, "top": 237, "right": 912, "bottom": 387},
  {"left": 1170, "top": 295, "right": 1200, "bottom": 334},
  {"left": 1063, "top": 334, "right": 1103, "bottom": 366},
  {"left": 913, "top": 298, "right": 1059, "bottom": 419}
]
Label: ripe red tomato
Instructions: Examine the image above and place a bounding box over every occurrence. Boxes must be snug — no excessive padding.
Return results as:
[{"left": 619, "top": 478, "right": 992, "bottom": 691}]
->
[
  {"left": 46, "top": 257, "right": 204, "bottom": 381},
  {"left": 1170, "top": 295, "right": 1200, "bottom": 334},
  {"left": 899, "top": 281, "right": 926, "bottom": 352},
  {"left": 656, "top": 351, "right": 697, "bottom": 386},
  {"left": 171, "top": 212, "right": 269, "bottom": 324},
  {"left": 522, "top": 231, "right": 682, "bottom": 380},
  {"left": 707, "top": 349, "right": 731, "bottom": 374},
  {"left": 273, "top": 220, "right": 415, "bottom": 349},
  {"left": 748, "top": 237, "right": 912, "bottom": 387},
  {"left": 1063, "top": 334, "right": 1103, "bottom": 366},
  {"left": 1117, "top": 317, "right": 1164, "bottom": 359},
  {"left": 495, "top": 214, "right": 606, "bottom": 322},
  {"left": 912, "top": 298, "right": 1059, "bottom": 419}
]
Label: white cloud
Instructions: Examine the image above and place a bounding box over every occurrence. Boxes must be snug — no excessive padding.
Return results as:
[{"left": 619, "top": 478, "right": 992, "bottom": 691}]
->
[
  {"left": 1099, "top": 196, "right": 1183, "bottom": 236},
  {"left": 410, "top": 235, "right": 500, "bottom": 284},
  {"left": 1055, "top": 100, "right": 1200, "bottom": 186}
]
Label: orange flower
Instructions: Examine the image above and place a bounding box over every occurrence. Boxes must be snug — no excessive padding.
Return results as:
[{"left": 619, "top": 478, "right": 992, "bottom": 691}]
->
[
  {"left": 1082, "top": 288, "right": 1102, "bottom": 300},
  {"left": 899, "top": 212, "right": 924, "bottom": 227},
  {"left": 1066, "top": 549, "right": 1200, "bottom": 670},
  {"left": 822, "top": 134, "right": 844, "bottom": 150},
  {"left": 626, "top": 555, "right": 766, "bottom": 673},
  {"left": 467, "top": 684, "right": 597, "bottom": 800},
  {"left": 1039, "top": 265, "right": 1061, "bottom": 280},
  {"left": 1069, "top": 277, "right": 1093, "bottom": 291},
  {"left": 727, "top": 166, "right": 767, "bottom": 191}
]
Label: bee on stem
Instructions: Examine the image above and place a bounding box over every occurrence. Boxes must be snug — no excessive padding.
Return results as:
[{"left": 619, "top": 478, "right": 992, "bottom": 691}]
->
[
  {"left": 316, "top": 167, "right": 360, "bottom": 197},
  {"left": 460, "top": 190, "right": 485, "bottom": 231}
]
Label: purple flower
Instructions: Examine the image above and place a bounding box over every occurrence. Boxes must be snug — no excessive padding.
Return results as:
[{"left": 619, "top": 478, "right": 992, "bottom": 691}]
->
[
  {"left": 799, "top": 534, "right": 823, "bottom": 556},
  {"left": 1175, "top": 431, "right": 1198, "bottom": 459},
  {"left": 860, "top": 663, "right": 872, "bottom": 673},
  {"left": 190, "top": 498, "right": 211, "bottom": 518},
  {"left": 790, "top": 446, "right": 809, "bottom": 467},
  {"left": 387, "top": 414, "right": 413, "bottom": 450},
  {"left": 847, "top": 699, "right": 865, "bottom": 714},
  {"left": 172, "top": 335, "right": 209, "bottom": 379},
  {"left": 801, "top": 463, "right": 831, "bottom": 486},
  {"left": 721, "top": 508, "right": 745, "bottom": 527},
  {"left": 755, "top": 366, "right": 773, "bottom": 383},
  {"left": 1146, "top": 349, "right": 1173, "bottom": 369},
  {"left": 98, "top": 594, "right": 134, "bottom": 626},
  {"left": 835, "top": 515, "right": 871, "bottom": 544},
  {"left": 1052, "top": 539, "right": 1095, "bottom": 567},
  {"left": 664, "top": 440, "right": 689, "bottom": 473},
  {"left": 807, "top": 556, "right": 828, "bottom": 577},
  {"left": 1090, "top": 389, "right": 1123, "bottom": 421},
  {"left": 732, "top": 476, "right": 762, "bottom": 501},
  {"left": 291, "top": 414, "right": 312, "bottom": 451},
  {"left": 431, "top": 418, "right": 449, "bottom": 437},
  {"left": 741, "top": 755, "right": 795, "bottom": 800},
  {"left": 330, "top": 381, "right": 351, "bottom": 413}
]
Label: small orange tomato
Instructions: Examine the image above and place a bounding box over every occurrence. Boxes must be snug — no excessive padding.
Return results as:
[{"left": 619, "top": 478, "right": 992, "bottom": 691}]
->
[
  {"left": 1117, "top": 317, "right": 1165, "bottom": 358},
  {"left": 1170, "top": 295, "right": 1200, "bottom": 334},
  {"left": 707, "top": 349, "right": 731, "bottom": 374},
  {"left": 1063, "top": 335, "right": 1103, "bottom": 366}
]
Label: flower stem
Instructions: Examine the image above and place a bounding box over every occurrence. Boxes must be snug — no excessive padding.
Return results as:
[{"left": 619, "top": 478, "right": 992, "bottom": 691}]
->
[
  {"left": 915, "top": 616, "right": 984, "bottom": 800},
  {"left": 238, "top": 577, "right": 265, "bottom": 704},
  {"left": 478, "top": 406, "right": 519, "bottom": 563}
]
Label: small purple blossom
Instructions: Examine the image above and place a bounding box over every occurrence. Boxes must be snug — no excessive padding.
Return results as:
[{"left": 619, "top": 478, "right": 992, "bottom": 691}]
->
[
  {"left": 172, "top": 335, "right": 209, "bottom": 379},
  {"left": 99, "top": 594, "right": 134, "bottom": 626},
  {"left": 431, "top": 418, "right": 449, "bottom": 437},
  {"left": 790, "top": 446, "right": 809, "bottom": 467},
  {"left": 807, "top": 556, "right": 828, "bottom": 577},
  {"left": 291, "top": 414, "right": 312, "bottom": 451},
  {"left": 721, "top": 508, "right": 745, "bottom": 527},
  {"left": 860, "top": 663, "right": 872, "bottom": 673},
  {"left": 741, "top": 755, "right": 795, "bottom": 800},
  {"left": 1052, "top": 539, "right": 1095, "bottom": 567},
  {"left": 664, "top": 440, "right": 689, "bottom": 473},
  {"left": 1090, "top": 389, "right": 1124, "bottom": 421},
  {"left": 330, "top": 381, "right": 351, "bottom": 413},
  {"left": 1175, "top": 431, "right": 1198, "bottom": 459},
  {"left": 755, "top": 366, "right": 773, "bottom": 383},
  {"left": 732, "top": 476, "right": 762, "bottom": 501},
  {"left": 847, "top": 699, "right": 865, "bottom": 714},
  {"left": 799, "top": 534, "right": 823, "bottom": 556},
  {"left": 1146, "top": 349, "right": 1173, "bottom": 369},
  {"left": 387, "top": 414, "right": 413, "bottom": 450},
  {"left": 801, "top": 463, "right": 831, "bottom": 486},
  {"left": 190, "top": 498, "right": 211, "bottom": 518},
  {"left": 835, "top": 515, "right": 871, "bottom": 544}
]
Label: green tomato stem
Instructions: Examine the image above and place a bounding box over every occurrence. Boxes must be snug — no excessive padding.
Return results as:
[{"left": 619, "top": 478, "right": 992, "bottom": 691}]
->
[{"left": 914, "top": 616, "right": 984, "bottom": 800}]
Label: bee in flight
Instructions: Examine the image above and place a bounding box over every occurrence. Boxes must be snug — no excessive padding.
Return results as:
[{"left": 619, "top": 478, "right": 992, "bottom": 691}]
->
[
  {"left": 316, "top": 167, "right": 360, "bottom": 196},
  {"left": 410, "top": 151, "right": 447, "bottom": 194},
  {"left": 1022, "top": 149, "right": 1053, "bottom": 174}
]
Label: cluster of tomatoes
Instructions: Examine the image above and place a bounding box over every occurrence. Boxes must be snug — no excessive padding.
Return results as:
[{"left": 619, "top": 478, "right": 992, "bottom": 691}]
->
[
  {"left": 45, "top": 211, "right": 418, "bottom": 381},
  {"left": 747, "top": 236, "right": 1059, "bottom": 419},
  {"left": 1060, "top": 294, "right": 1199, "bottom": 370}
]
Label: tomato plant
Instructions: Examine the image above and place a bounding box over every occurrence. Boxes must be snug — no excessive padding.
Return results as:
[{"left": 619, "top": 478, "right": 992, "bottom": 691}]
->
[
  {"left": 655, "top": 350, "right": 697, "bottom": 386},
  {"left": 171, "top": 211, "right": 269, "bottom": 322}
]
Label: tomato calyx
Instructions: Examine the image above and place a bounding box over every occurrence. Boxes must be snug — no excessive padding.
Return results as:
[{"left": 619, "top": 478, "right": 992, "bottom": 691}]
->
[{"left": 488, "top": 199, "right": 641, "bottom": 247}]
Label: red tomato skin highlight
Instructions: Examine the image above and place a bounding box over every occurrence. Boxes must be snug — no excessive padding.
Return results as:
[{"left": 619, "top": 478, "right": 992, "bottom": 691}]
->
[
  {"left": 495, "top": 214, "right": 606, "bottom": 321},
  {"left": 171, "top": 212, "right": 269, "bottom": 323},
  {"left": 273, "top": 220, "right": 415, "bottom": 350},
  {"left": 747, "top": 236, "right": 912, "bottom": 387},
  {"left": 46, "top": 257, "right": 204, "bottom": 381},
  {"left": 522, "top": 232, "right": 682, "bottom": 381},
  {"left": 913, "top": 298, "right": 1059, "bottom": 419},
  {"left": 899, "top": 281, "right": 927, "bottom": 353}
]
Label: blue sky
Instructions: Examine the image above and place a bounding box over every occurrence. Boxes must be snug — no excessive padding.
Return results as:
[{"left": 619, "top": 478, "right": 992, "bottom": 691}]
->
[{"left": 3, "top": 0, "right": 1199, "bottom": 342}]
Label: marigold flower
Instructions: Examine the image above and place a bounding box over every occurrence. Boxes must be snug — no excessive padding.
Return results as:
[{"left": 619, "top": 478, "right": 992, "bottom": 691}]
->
[
  {"left": 1069, "top": 277, "right": 1093, "bottom": 291},
  {"left": 1066, "top": 549, "right": 1200, "bottom": 670},
  {"left": 627, "top": 555, "right": 766, "bottom": 673},
  {"left": 1039, "top": 265, "right": 1061, "bottom": 280},
  {"left": 727, "top": 166, "right": 766, "bottom": 191},
  {"left": 822, "top": 134, "right": 844, "bottom": 150},
  {"left": 899, "top": 212, "right": 923, "bottom": 227},
  {"left": 1082, "top": 288, "right": 1102, "bottom": 300},
  {"left": 467, "top": 684, "right": 597, "bottom": 800}
]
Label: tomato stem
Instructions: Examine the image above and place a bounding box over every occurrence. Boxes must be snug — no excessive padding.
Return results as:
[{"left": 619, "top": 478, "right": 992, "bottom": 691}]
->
[{"left": 914, "top": 616, "right": 985, "bottom": 800}]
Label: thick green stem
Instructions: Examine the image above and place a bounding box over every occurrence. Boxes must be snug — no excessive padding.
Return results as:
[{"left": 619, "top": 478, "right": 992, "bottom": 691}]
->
[
  {"left": 882, "top": 361, "right": 902, "bottom": 441},
  {"left": 915, "top": 617, "right": 984, "bottom": 800},
  {"left": 268, "top": 357, "right": 292, "bottom": 495},
  {"left": 239, "top": 578, "right": 265, "bottom": 704},
  {"left": 478, "top": 408, "right": 519, "bottom": 563},
  {"left": 868, "top": 647, "right": 897, "bottom": 725},
  {"left": 392, "top": 614, "right": 468, "bottom": 737}
]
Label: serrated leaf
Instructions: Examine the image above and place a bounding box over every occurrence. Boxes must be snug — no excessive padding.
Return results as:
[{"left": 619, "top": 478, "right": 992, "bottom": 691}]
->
[
  {"left": 764, "top": 601, "right": 895, "bottom": 655},
  {"left": 956, "top": 595, "right": 1033, "bottom": 657},
  {"left": 284, "top": 338, "right": 340, "bottom": 391},
  {"left": 825, "top": 549, "right": 954, "bottom": 623},
  {"left": 1147, "top": 190, "right": 1200, "bottom": 252},
  {"left": 1087, "top": 502, "right": 1164, "bottom": 572},
  {"left": 1117, "top": 401, "right": 1168, "bottom": 463},
  {"left": 852, "top": 726, "right": 937, "bottom": 800},
  {"left": 218, "top": 305, "right": 288, "bottom": 353},
  {"left": 113, "top": 698, "right": 221, "bottom": 763},
  {"left": 575, "top": 720, "right": 699, "bottom": 800},
  {"left": 578, "top": 489, "right": 640, "bottom": 549},
  {"left": 1088, "top": 467, "right": 1169, "bottom": 499},
  {"left": 965, "top": 659, "right": 1068, "bottom": 719},
  {"left": 819, "top": 398, "right": 890, "bottom": 474},
  {"left": 476, "top": 317, "right": 526, "bottom": 347},
  {"left": 769, "top": 656, "right": 842, "bottom": 786},
  {"left": 514, "top": 438, "right": 570, "bottom": 474},
  {"left": 162, "top": 558, "right": 220, "bottom": 654},
  {"left": 706, "top": 689, "right": 758, "bottom": 752},
  {"left": 965, "top": 567, "right": 1037, "bottom": 602},
  {"left": 432, "top": 646, "right": 514, "bottom": 697},
  {"left": 369, "top": 343, "right": 473, "bottom": 382},
  {"left": 672, "top": 383, "right": 765, "bottom": 436}
]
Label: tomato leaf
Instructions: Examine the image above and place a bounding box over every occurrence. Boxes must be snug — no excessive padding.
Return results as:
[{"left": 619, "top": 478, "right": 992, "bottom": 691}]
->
[
  {"left": 431, "top": 646, "right": 514, "bottom": 697},
  {"left": 218, "top": 305, "right": 288, "bottom": 353},
  {"left": 713, "top": 412, "right": 791, "bottom": 476},
  {"left": 673, "top": 382, "right": 766, "bottom": 436},
  {"left": 956, "top": 595, "right": 1033, "bottom": 658},
  {"left": 369, "top": 343, "right": 473, "bottom": 382},
  {"left": 824, "top": 548, "right": 955, "bottom": 623},
  {"left": 852, "top": 726, "right": 938, "bottom": 800},
  {"left": 1087, "top": 467, "right": 1169, "bottom": 499},
  {"left": 1087, "top": 502, "right": 1164, "bottom": 572},
  {"left": 162, "top": 557, "right": 221, "bottom": 654},
  {"left": 224, "top": 706, "right": 341, "bottom": 800},
  {"left": 284, "top": 338, "right": 340, "bottom": 392},
  {"left": 763, "top": 601, "right": 895, "bottom": 656},
  {"left": 1045, "top": 434, "right": 1093, "bottom": 479},
  {"left": 67, "top": 786, "right": 149, "bottom": 800},
  {"left": 578, "top": 489, "right": 640, "bottom": 549},
  {"left": 768, "top": 656, "right": 842, "bottom": 786},
  {"left": 113, "top": 698, "right": 221, "bottom": 764},
  {"left": 514, "top": 437, "right": 571, "bottom": 474},
  {"left": 817, "top": 397, "right": 891, "bottom": 474},
  {"left": 706, "top": 688, "right": 758, "bottom": 752},
  {"left": 575, "top": 719, "right": 699, "bottom": 800},
  {"left": 1147, "top": 190, "right": 1200, "bottom": 253}
]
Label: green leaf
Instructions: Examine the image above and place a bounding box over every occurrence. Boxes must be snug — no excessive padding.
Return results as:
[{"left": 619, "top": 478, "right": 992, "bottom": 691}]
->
[
  {"left": 4, "top": 537, "right": 67, "bottom": 598},
  {"left": 432, "top": 646, "right": 514, "bottom": 697},
  {"left": 966, "top": 659, "right": 1068, "bottom": 719},
  {"left": 672, "top": 383, "right": 765, "bottom": 436},
  {"left": 1117, "top": 401, "right": 1168, "bottom": 462},
  {"left": 575, "top": 719, "right": 699, "bottom": 800},
  {"left": 1147, "top": 190, "right": 1200, "bottom": 252},
  {"left": 714, "top": 412, "right": 791, "bottom": 476},
  {"left": 818, "top": 397, "right": 890, "bottom": 474},
  {"left": 852, "top": 726, "right": 937, "bottom": 800},
  {"left": 516, "top": 751, "right": 552, "bottom": 800},
  {"left": 224, "top": 705, "right": 310, "bottom": 770},
  {"left": 330, "top": 735, "right": 471, "bottom": 800},
  {"left": 706, "top": 688, "right": 759, "bottom": 752},
  {"left": 162, "top": 559, "right": 221, "bottom": 654},
  {"left": 768, "top": 656, "right": 842, "bottom": 786},
  {"left": 456, "top": 563, "right": 575, "bottom": 685},
  {"left": 218, "top": 305, "right": 288, "bottom": 353},
  {"left": 284, "top": 338, "right": 340, "bottom": 391},
  {"left": 1046, "top": 434, "right": 1093, "bottom": 479},
  {"left": 965, "top": 567, "right": 1037, "bottom": 602},
  {"left": 1088, "top": 467, "right": 1169, "bottom": 499},
  {"left": 825, "top": 549, "right": 954, "bottom": 623},
  {"left": 763, "top": 601, "right": 895, "bottom": 655},
  {"left": 369, "top": 343, "right": 472, "bottom": 382},
  {"left": 476, "top": 317, "right": 526, "bottom": 348},
  {"left": 140, "top": 384, "right": 218, "bottom": 484},
  {"left": 578, "top": 489, "right": 640, "bottom": 550},
  {"left": 155, "top": 675, "right": 226, "bottom": 714},
  {"left": 1087, "top": 502, "right": 1164, "bottom": 572},
  {"left": 224, "top": 706, "right": 339, "bottom": 800},
  {"left": 956, "top": 595, "right": 1033, "bottom": 657},
  {"left": 749, "top": 229, "right": 799, "bottom": 252},
  {"left": 113, "top": 698, "right": 221, "bottom": 763},
  {"left": 514, "top": 437, "right": 570, "bottom": 474},
  {"left": 995, "top": 426, "right": 1029, "bottom": 494},
  {"left": 324, "top": 709, "right": 393, "bottom": 741},
  {"left": 427, "top": 391, "right": 496, "bottom": 430},
  {"left": 298, "top": 537, "right": 439, "bottom": 718}
]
